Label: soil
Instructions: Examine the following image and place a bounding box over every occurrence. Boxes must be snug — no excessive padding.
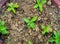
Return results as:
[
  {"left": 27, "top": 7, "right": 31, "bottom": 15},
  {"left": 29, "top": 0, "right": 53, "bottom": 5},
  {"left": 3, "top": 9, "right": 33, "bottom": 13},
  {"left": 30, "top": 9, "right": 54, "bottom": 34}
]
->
[{"left": 0, "top": 0, "right": 60, "bottom": 44}]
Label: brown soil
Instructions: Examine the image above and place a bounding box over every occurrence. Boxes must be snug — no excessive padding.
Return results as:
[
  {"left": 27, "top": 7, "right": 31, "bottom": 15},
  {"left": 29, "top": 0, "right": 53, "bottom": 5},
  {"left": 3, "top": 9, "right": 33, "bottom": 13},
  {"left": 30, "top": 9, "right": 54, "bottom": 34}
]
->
[{"left": 0, "top": 0, "right": 60, "bottom": 44}]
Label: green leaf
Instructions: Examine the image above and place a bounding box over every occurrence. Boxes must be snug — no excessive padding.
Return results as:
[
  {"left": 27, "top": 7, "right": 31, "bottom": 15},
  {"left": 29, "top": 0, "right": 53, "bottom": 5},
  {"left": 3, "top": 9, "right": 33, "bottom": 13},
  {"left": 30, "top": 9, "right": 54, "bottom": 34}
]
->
[
  {"left": 13, "top": 3, "right": 19, "bottom": 8},
  {"left": 0, "top": 26, "right": 7, "bottom": 31},
  {"left": 24, "top": 16, "right": 36, "bottom": 29},
  {"left": 0, "top": 20, "right": 8, "bottom": 35},
  {"left": 49, "top": 31, "right": 60, "bottom": 44},
  {"left": 53, "top": 31, "right": 58, "bottom": 37},
  {"left": 0, "top": 21, "right": 5, "bottom": 25},
  {"left": 37, "top": 0, "right": 40, "bottom": 4},
  {"left": 23, "top": 18, "right": 30, "bottom": 23},
  {"left": 39, "top": 3, "right": 43, "bottom": 12},
  {"left": 49, "top": 37, "right": 55, "bottom": 42},
  {"left": 12, "top": 8, "right": 16, "bottom": 14},
  {"left": 42, "top": 0, "right": 46, "bottom": 4},
  {"left": 41, "top": 24, "right": 45, "bottom": 29},
  {"left": 2, "top": 30, "right": 8, "bottom": 35},
  {"left": 42, "top": 25, "right": 50, "bottom": 34},
  {"left": 45, "top": 25, "right": 50, "bottom": 32},
  {"left": 28, "top": 41, "right": 33, "bottom": 44},
  {"left": 7, "top": 3, "right": 19, "bottom": 14},
  {"left": 34, "top": 4, "right": 38, "bottom": 8},
  {"left": 29, "top": 23, "right": 36, "bottom": 29},
  {"left": 7, "top": 8, "right": 12, "bottom": 11},
  {"left": 34, "top": 0, "right": 46, "bottom": 12},
  {"left": 56, "top": 41, "right": 60, "bottom": 44},
  {"left": 44, "top": 25, "right": 50, "bottom": 32},
  {"left": 31, "top": 16, "right": 37, "bottom": 22}
]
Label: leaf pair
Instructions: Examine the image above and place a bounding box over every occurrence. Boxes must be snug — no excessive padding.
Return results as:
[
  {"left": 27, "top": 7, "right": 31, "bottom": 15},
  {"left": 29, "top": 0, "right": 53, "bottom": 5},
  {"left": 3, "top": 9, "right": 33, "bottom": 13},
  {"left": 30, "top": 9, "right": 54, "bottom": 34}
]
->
[
  {"left": 0, "top": 20, "right": 8, "bottom": 35},
  {"left": 41, "top": 24, "right": 50, "bottom": 35},
  {"left": 7, "top": 3, "right": 19, "bottom": 14},
  {"left": 49, "top": 31, "right": 60, "bottom": 44},
  {"left": 34, "top": 0, "right": 46, "bottom": 12},
  {"left": 23, "top": 16, "right": 37, "bottom": 29}
]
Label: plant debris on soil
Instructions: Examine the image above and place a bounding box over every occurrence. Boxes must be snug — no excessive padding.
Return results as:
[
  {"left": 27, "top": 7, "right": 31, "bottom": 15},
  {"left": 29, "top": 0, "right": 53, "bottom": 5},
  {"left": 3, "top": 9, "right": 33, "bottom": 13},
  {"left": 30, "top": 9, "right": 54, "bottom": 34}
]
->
[{"left": 0, "top": 0, "right": 60, "bottom": 44}]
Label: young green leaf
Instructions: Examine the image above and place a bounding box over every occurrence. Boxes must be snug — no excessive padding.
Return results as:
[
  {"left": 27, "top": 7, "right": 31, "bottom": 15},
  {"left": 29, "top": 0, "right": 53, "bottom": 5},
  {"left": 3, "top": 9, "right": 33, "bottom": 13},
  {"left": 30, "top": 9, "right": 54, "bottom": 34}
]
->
[
  {"left": 49, "top": 37, "right": 55, "bottom": 42},
  {"left": 37, "top": 0, "right": 40, "bottom": 4},
  {"left": 28, "top": 41, "right": 33, "bottom": 44},
  {"left": 7, "top": 8, "right": 12, "bottom": 11},
  {"left": 31, "top": 16, "right": 37, "bottom": 22},
  {"left": 13, "top": 3, "right": 19, "bottom": 8},
  {"left": 28, "top": 23, "right": 36, "bottom": 29},
  {"left": 53, "top": 31, "right": 58, "bottom": 37},
  {"left": 41, "top": 24, "right": 45, "bottom": 29},
  {"left": 12, "top": 8, "right": 16, "bottom": 14},
  {"left": 0, "top": 20, "right": 8, "bottom": 35},
  {"left": 49, "top": 31, "right": 60, "bottom": 44},
  {"left": 7, "top": 3, "right": 19, "bottom": 14},
  {"left": 34, "top": 4, "right": 38, "bottom": 8},
  {"left": 0, "top": 20, "right": 5, "bottom": 25},
  {"left": 41, "top": 24, "right": 50, "bottom": 35},
  {"left": 2, "top": 30, "right": 9, "bottom": 35},
  {"left": 39, "top": 3, "right": 43, "bottom": 12},
  {"left": 42, "top": 25, "right": 50, "bottom": 34},
  {"left": 42, "top": 0, "right": 47, "bottom": 4},
  {"left": 34, "top": 0, "right": 46, "bottom": 12},
  {"left": 24, "top": 16, "right": 37, "bottom": 29},
  {"left": 23, "top": 18, "right": 30, "bottom": 23}
]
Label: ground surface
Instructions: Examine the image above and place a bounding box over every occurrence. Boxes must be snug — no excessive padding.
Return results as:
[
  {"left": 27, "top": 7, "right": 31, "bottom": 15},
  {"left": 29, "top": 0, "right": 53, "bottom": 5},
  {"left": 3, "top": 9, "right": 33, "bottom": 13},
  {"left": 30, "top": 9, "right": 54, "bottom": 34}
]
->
[{"left": 0, "top": 0, "right": 60, "bottom": 44}]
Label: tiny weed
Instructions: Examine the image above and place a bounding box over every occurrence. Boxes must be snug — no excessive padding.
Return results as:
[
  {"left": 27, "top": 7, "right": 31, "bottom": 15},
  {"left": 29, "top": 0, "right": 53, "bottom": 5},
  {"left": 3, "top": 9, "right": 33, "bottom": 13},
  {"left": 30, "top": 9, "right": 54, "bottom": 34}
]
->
[
  {"left": 7, "top": 3, "right": 19, "bottom": 14},
  {"left": 49, "top": 31, "right": 60, "bottom": 44},
  {"left": 34, "top": 0, "right": 46, "bottom": 12},
  {"left": 0, "top": 20, "right": 8, "bottom": 35},
  {"left": 41, "top": 24, "right": 50, "bottom": 35},
  {"left": 23, "top": 16, "right": 37, "bottom": 29}
]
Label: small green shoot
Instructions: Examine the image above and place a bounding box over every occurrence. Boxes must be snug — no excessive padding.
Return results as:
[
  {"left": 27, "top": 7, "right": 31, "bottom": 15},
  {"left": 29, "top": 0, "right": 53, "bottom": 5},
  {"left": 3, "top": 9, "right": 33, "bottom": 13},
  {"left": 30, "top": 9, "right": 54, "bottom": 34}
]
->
[
  {"left": 41, "top": 24, "right": 50, "bottom": 35},
  {"left": 0, "top": 20, "right": 8, "bottom": 35},
  {"left": 28, "top": 41, "right": 33, "bottom": 44},
  {"left": 23, "top": 16, "right": 37, "bottom": 29},
  {"left": 34, "top": 0, "right": 46, "bottom": 12},
  {"left": 7, "top": 3, "right": 19, "bottom": 14},
  {"left": 49, "top": 31, "right": 60, "bottom": 44}
]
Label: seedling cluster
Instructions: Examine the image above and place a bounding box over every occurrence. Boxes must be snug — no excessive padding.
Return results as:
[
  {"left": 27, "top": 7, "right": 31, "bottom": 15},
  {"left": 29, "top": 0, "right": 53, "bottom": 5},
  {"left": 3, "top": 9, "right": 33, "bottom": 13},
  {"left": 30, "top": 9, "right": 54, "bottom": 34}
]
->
[{"left": 0, "top": 0, "right": 60, "bottom": 44}]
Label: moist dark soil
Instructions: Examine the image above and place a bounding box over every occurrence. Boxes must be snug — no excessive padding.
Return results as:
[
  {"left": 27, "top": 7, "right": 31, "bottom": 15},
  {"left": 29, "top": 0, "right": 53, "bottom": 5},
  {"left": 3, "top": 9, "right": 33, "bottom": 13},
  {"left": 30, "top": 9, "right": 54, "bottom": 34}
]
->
[{"left": 0, "top": 0, "right": 60, "bottom": 44}]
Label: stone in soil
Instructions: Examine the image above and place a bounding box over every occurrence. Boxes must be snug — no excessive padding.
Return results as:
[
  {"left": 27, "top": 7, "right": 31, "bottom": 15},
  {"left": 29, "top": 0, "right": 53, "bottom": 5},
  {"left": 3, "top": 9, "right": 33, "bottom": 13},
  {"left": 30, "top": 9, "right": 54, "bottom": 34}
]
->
[
  {"left": 47, "top": 0, "right": 51, "bottom": 6},
  {"left": 52, "top": 0, "right": 60, "bottom": 9},
  {"left": 0, "top": 0, "right": 7, "bottom": 8}
]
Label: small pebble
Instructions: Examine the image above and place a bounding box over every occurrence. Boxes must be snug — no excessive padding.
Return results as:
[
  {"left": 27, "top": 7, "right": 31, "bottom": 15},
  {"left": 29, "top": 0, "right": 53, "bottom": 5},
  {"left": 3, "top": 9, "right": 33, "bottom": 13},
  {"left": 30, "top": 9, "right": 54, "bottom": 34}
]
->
[{"left": 47, "top": 0, "right": 51, "bottom": 5}]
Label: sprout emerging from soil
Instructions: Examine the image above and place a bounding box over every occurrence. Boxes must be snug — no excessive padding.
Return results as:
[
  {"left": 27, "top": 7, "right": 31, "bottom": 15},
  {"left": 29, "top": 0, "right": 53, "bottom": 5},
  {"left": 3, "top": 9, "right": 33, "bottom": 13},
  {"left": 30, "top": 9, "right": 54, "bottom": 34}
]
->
[
  {"left": 49, "top": 31, "right": 60, "bottom": 44},
  {"left": 34, "top": 0, "right": 46, "bottom": 12},
  {"left": 41, "top": 24, "right": 50, "bottom": 35},
  {"left": 23, "top": 16, "right": 37, "bottom": 29},
  {"left": 7, "top": 3, "right": 19, "bottom": 14},
  {"left": 0, "top": 20, "right": 8, "bottom": 35}
]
